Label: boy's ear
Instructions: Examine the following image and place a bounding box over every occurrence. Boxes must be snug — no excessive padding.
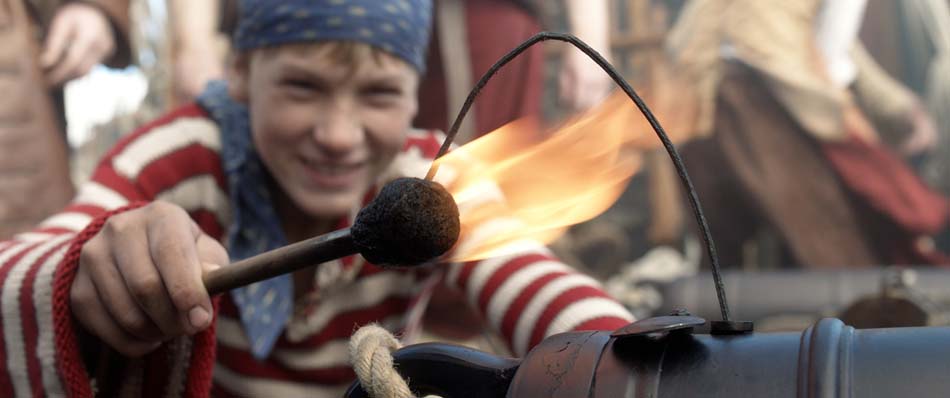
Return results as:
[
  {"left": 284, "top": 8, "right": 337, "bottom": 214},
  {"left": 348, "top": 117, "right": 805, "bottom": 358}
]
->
[{"left": 226, "top": 52, "right": 251, "bottom": 103}]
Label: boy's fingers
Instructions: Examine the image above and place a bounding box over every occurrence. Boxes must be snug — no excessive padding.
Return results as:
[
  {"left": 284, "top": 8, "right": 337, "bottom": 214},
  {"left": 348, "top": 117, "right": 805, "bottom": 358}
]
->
[
  {"left": 88, "top": 257, "right": 164, "bottom": 341},
  {"left": 197, "top": 234, "right": 227, "bottom": 296},
  {"left": 71, "top": 270, "right": 160, "bottom": 358},
  {"left": 146, "top": 205, "right": 213, "bottom": 334},
  {"left": 197, "top": 233, "right": 228, "bottom": 269},
  {"left": 80, "top": 233, "right": 162, "bottom": 341},
  {"left": 112, "top": 230, "right": 184, "bottom": 337}
]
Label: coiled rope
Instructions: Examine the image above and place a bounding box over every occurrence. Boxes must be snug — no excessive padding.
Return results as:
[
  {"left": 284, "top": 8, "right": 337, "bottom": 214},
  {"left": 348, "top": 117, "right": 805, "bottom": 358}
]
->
[{"left": 349, "top": 324, "right": 415, "bottom": 398}]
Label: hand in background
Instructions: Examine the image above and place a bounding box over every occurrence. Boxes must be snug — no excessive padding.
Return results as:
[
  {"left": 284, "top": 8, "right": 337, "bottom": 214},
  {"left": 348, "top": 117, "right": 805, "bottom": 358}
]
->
[
  {"left": 558, "top": 48, "right": 613, "bottom": 111},
  {"left": 40, "top": 3, "right": 116, "bottom": 87},
  {"left": 901, "top": 104, "right": 938, "bottom": 156}
]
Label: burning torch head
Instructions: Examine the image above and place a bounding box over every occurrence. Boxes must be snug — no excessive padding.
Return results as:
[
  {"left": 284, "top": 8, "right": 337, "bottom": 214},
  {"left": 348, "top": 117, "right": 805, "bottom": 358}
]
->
[{"left": 352, "top": 177, "right": 460, "bottom": 266}]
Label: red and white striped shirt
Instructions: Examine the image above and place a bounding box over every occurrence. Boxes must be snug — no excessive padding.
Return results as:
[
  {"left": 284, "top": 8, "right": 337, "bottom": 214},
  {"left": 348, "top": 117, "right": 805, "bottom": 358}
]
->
[{"left": 0, "top": 104, "right": 632, "bottom": 397}]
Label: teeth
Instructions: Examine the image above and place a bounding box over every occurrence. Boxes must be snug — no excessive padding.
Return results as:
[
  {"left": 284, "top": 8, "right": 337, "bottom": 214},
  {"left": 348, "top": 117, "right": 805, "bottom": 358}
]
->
[
  {"left": 318, "top": 166, "right": 348, "bottom": 175},
  {"left": 304, "top": 159, "right": 357, "bottom": 175}
]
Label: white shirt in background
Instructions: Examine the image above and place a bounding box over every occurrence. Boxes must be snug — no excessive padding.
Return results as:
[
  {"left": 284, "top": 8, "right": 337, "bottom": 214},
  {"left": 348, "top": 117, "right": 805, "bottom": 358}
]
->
[{"left": 814, "top": 0, "right": 869, "bottom": 88}]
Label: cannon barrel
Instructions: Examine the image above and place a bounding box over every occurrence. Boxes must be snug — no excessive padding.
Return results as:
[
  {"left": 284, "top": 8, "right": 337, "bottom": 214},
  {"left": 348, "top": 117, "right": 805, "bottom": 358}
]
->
[
  {"left": 513, "top": 319, "right": 950, "bottom": 397},
  {"left": 347, "top": 317, "right": 950, "bottom": 397}
]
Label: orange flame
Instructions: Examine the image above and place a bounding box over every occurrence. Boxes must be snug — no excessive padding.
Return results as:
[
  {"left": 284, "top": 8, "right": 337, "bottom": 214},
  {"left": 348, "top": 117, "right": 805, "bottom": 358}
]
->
[{"left": 437, "top": 92, "right": 679, "bottom": 262}]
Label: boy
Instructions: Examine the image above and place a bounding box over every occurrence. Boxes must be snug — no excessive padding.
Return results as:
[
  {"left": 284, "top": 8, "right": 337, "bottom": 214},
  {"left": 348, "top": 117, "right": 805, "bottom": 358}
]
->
[{"left": 0, "top": 1, "right": 633, "bottom": 396}]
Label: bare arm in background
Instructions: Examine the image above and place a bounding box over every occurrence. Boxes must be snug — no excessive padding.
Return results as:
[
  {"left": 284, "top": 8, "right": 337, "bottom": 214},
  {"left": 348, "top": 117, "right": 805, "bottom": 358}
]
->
[
  {"left": 168, "top": 0, "right": 224, "bottom": 102},
  {"left": 561, "top": 0, "right": 612, "bottom": 110}
]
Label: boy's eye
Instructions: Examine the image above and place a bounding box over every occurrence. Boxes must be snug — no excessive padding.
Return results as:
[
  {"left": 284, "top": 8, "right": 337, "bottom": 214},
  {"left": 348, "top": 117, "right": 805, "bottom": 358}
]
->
[
  {"left": 362, "top": 86, "right": 404, "bottom": 105},
  {"left": 281, "top": 79, "right": 322, "bottom": 93},
  {"left": 364, "top": 86, "right": 402, "bottom": 97}
]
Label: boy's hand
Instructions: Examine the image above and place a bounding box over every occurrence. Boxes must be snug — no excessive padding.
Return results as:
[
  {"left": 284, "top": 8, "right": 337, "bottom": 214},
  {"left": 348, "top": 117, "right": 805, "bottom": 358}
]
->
[{"left": 70, "top": 202, "right": 228, "bottom": 357}]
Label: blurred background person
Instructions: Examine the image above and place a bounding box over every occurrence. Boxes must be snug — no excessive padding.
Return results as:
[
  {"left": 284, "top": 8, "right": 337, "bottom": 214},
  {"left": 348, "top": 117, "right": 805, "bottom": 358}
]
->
[
  {"left": 0, "top": 0, "right": 130, "bottom": 239},
  {"left": 874, "top": 0, "right": 950, "bottom": 213},
  {"left": 414, "top": 0, "right": 614, "bottom": 144},
  {"left": 667, "top": 0, "right": 947, "bottom": 268}
]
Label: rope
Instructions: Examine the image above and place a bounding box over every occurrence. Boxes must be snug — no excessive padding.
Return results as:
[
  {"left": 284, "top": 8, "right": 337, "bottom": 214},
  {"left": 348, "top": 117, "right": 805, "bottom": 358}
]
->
[{"left": 349, "top": 324, "right": 415, "bottom": 398}]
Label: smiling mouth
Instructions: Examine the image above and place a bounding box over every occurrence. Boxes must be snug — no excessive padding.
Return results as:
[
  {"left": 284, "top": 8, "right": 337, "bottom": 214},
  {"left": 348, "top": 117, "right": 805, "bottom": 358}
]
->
[
  {"left": 308, "top": 163, "right": 362, "bottom": 175},
  {"left": 300, "top": 157, "right": 367, "bottom": 188}
]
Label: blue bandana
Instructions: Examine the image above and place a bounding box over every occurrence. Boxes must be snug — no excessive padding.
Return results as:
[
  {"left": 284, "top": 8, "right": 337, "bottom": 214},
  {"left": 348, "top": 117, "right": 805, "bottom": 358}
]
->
[
  {"left": 235, "top": 0, "right": 433, "bottom": 72},
  {"left": 196, "top": 0, "right": 433, "bottom": 360}
]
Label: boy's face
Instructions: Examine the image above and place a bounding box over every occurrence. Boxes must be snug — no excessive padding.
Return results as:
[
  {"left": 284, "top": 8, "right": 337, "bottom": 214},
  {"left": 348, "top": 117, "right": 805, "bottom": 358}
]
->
[{"left": 229, "top": 43, "right": 420, "bottom": 220}]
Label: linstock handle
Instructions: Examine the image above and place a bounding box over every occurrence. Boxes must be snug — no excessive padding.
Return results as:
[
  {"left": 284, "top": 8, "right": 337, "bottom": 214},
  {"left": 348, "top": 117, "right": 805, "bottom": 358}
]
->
[{"left": 203, "top": 228, "right": 357, "bottom": 295}]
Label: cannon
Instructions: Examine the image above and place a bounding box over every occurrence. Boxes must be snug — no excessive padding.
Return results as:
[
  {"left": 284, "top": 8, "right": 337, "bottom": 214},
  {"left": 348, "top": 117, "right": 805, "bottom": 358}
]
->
[{"left": 345, "top": 314, "right": 950, "bottom": 397}]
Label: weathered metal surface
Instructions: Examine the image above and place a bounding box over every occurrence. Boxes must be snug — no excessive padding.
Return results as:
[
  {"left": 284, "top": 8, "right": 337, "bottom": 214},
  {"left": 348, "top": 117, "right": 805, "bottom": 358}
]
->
[
  {"left": 709, "top": 320, "right": 755, "bottom": 334},
  {"left": 347, "top": 317, "right": 950, "bottom": 398},
  {"left": 611, "top": 315, "right": 707, "bottom": 338},
  {"left": 506, "top": 331, "right": 612, "bottom": 398}
]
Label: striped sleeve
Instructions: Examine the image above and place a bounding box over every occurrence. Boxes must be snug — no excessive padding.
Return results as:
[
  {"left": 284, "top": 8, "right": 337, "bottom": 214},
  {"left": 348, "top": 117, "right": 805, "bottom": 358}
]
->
[
  {"left": 0, "top": 104, "right": 229, "bottom": 397},
  {"left": 446, "top": 241, "right": 633, "bottom": 357}
]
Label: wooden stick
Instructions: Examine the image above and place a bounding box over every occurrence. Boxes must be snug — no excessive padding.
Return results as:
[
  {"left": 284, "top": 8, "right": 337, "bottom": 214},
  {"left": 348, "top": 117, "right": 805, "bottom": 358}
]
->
[{"left": 203, "top": 228, "right": 357, "bottom": 295}]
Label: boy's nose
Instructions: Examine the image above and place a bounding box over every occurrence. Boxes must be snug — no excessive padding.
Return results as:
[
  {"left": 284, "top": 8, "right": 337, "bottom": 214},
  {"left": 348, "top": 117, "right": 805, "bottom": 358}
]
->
[{"left": 312, "top": 108, "right": 365, "bottom": 155}]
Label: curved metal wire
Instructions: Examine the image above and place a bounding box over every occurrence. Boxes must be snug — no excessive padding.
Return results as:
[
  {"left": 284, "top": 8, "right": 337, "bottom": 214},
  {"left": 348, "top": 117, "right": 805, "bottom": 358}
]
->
[{"left": 425, "top": 32, "right": 731, "bottom": 322}]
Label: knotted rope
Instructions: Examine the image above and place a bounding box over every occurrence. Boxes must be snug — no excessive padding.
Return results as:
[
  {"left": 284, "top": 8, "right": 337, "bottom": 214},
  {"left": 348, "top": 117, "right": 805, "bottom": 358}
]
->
[{"left": 349, "top": 324, "right": 415, "bottom": 398}]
